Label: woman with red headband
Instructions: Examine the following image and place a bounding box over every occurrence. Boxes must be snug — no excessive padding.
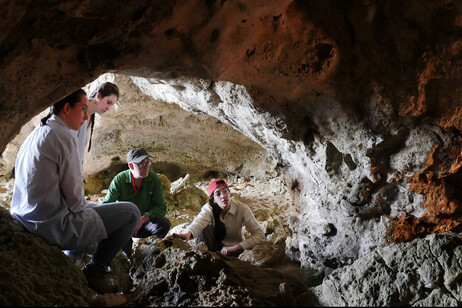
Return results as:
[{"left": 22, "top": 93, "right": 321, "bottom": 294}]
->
[{"left": 174, "top": 179, "right": 264, "bottom": 257}]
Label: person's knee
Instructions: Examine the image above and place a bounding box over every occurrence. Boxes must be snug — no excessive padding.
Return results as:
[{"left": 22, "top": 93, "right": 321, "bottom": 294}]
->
[
  {"left": 157, "top": 217, "right": 171, "bottom": 238},
  {"left": 126, "top": 202, "right": 140, "bottom": 221},
  {"left": 155, "top": 216, "right": 170, "bottom": 229},
  {"left": 164, "top": 217, "right": 171, "bottom": 230},
  {"left": 116, "top": 202, "right": 140, "bottom": 224}
]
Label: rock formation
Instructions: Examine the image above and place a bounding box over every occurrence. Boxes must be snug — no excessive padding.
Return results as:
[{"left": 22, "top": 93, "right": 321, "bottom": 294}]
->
[
  {"left": 1, "top": 0, "right": 462, "bottom": 306},
  {"left": 301, "top": 233, "right": 462, "bottom": 306}
]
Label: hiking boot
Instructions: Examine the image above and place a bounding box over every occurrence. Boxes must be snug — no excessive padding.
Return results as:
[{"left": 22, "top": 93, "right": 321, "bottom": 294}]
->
[{"left": 82, "top": 262, "right": 118, "bottom": 294}]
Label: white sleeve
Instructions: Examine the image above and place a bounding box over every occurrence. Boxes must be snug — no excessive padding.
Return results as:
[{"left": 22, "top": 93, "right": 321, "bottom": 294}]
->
[
  {"left": 239, "top": 204, "right": 265, "bottom": 250},
  {"left": 186, "top": 204, "right": 214, "bottom": 238}
]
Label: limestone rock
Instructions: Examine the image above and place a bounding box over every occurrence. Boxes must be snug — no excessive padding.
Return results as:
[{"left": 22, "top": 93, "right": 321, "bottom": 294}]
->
[
  {"left": 173, "top": 186, "right": 208, "bottom": 212},
  {"left": 300, "top": 233, "right": 462, "bottom": 307}
]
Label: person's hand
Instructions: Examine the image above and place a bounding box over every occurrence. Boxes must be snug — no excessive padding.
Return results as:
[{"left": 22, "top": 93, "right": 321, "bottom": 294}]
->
[
  {"left": 173, "top": 232, "right": 192, "bottom": 242},
  {"left": 133, "top": 215, "right": 150, "bottom": 236},
  {"left": 220, "top": 244, "right": 242, "bottom": 255}
]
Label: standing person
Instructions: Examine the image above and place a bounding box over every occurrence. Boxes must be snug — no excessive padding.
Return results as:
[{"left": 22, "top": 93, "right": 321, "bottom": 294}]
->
[
  {"left": 103, "top": 147, "right": 171, "bottom": 257},
  {"left": 75, "top": 81, "right": 119, "bottom": 166},
  {"left": 10, "top": 89, "right": 140, "bottom": 294},
  {"left": 174, "top": 179, "right": 264, "bottom": 257}
]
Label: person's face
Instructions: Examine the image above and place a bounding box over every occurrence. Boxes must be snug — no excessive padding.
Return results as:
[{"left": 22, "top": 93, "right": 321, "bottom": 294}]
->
[
  {"left": 129, "top": 158, "right": 151, "bottom": 178},
  {"left": 95, "top": 93, "right": 117, "bottom": 114},
  {"left": 65, "top": 96, "right": 89, "bottom": 131},
  {"left": 213, "top": 185, "right": 231, "bottom": 210}
]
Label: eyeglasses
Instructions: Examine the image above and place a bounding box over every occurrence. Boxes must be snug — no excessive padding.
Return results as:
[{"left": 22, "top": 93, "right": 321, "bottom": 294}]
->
[{"left": 135, "top": 160, "right": 152, "bottom": 168}]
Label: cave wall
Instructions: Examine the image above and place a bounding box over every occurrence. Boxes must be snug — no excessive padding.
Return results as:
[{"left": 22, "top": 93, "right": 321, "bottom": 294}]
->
[{"left": 1, "top": 0, "right": 461, "bottom": 268}]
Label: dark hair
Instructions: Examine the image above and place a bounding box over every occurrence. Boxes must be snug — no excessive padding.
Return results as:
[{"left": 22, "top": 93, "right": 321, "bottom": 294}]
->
[
  {"left": 87, "top": 82, "right": 119, "bottom": 152},
  {"left": 209, "top": 196, "right": 227, "bottom": 243},
  {"left": 40, "top": 89, "right": 87, "bottom": 126}
]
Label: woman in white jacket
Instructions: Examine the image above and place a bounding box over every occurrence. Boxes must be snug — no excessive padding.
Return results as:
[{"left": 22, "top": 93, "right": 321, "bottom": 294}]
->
[
  {"left": 10, "top": 89, "right": 140, "bottom": 294},
  {"left": 75, "top": 81, "right": 119, "bottom": 166},
  {"left": 174, "top": 179, "right": 264, "bottom": 257},
  {"left": 64, "top": 82, "right": 119, "bottom": 260}
]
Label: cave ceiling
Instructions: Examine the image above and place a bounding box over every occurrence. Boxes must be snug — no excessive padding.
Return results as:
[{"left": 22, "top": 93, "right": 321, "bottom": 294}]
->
[{"left": 2, "top": 0, "right": 460, "bottom": 151}]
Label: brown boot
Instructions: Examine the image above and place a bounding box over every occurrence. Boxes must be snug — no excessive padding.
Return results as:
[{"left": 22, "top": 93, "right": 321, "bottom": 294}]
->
[{"left": 82, "top": 262, "right": 118, "bottom": 294}]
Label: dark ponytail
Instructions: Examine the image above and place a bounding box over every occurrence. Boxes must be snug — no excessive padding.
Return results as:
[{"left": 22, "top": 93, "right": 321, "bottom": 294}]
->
[
  {"left": 87, "top": 82, "right": 119, "bottom": 152},
  {"left": 209, "top": 196, "right": 226, "bottom": 242},
  {"left": 41, "top": 89, "right": 87, "bottom": 126}
]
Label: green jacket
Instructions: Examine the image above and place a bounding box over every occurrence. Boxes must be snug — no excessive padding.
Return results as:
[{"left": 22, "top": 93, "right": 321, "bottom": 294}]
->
[{"left": 103, "top": 169, "right": 166, "bottom": 220}]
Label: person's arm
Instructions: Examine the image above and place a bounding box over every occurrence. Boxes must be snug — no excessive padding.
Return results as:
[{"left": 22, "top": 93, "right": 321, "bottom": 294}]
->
[
  {"left": 55, "top": 131, "right": 87, "bottom": 213},
  {"left": 238, "top": 204, "right": 265, "bottom": 250},
  {"left": 220, "top": 243, "right": 243, "bottom": 255},
  {"left": 175, "top": 204, "right": 214, "bottom": 240}
]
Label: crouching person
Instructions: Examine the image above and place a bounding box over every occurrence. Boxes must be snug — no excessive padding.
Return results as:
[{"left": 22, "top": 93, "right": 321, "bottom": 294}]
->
[
  {"left": 103, "top": 147, "right": 171, "bottom": 257},
  {"left": 174, "top": 179, "right": 264, "bottom": 257},
  {"left": 10, "top": 89, "right": 140, "bottom": 294}
]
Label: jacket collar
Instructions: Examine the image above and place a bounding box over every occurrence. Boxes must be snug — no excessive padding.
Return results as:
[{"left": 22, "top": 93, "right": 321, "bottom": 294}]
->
[
  {"left": 47, "top": 114, "right": 75, "bottom": 137},
  {"left": 49, "top": 114, "right": 67, "bottom": 127},
  {"left": 226, "top": 198, "right": 237, "bottom": 216}
]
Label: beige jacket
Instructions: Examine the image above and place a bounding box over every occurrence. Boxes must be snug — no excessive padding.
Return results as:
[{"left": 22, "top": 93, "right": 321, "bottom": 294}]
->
[{"left": 186, "top": 198, "right": 265, "bottom": 250}]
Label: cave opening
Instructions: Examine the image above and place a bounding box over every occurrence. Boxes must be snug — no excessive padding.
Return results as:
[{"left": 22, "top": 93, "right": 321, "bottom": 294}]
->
[
  {"left": 0, "top": 71, "right": 307, "bottom": 305},
  {"left": 1, "top": 72, "right": 283, "bottom": 185},
  {"left": 0, "top": 70, "right": 310, "bottom": 301},
  {"left": 0, "top": 70, "right": 295, "bottom": 222}
]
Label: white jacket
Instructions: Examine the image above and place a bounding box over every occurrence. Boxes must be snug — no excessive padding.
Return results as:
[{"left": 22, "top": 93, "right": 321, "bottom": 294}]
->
[
  {"left": 74, "top": 118, "right": 91, "bottom": 167},
  {"left": 11, "top": 115, "right": 106, "bottom": 249}
]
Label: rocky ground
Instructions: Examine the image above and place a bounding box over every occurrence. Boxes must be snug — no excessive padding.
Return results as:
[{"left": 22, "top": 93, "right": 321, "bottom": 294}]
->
[{"left": 2, "top": 173, "right": 462, "bottom": 307}]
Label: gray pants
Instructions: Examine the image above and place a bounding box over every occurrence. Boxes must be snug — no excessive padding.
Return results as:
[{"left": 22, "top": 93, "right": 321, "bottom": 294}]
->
[{"left": 65, "top": 202, "right": 140, "bottom": 266}]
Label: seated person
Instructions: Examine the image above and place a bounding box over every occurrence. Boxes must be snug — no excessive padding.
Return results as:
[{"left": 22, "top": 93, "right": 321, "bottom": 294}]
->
[
  {"left": 103, "top": 147, "right": 171, "bottom": 257},
  {"left": 10, "top": 89, "right": 140, "bottom": 294},
  {"left": 174, "top": 179, "right": 265, "bottom": 257}
]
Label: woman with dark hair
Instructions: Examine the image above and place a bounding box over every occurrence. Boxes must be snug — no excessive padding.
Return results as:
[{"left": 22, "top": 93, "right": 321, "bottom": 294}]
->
[
  {"left": 11, "top": 89, "right": 140, "bottom": 294},
  {"left": 64, "top": 82, "right": 119, "bottom": 260},
  {"left": 75, "top": 81, "right": 119, "bottom": 166},
  {"left": 174, "top": 179, "right": 264, "bottom": 257}
]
